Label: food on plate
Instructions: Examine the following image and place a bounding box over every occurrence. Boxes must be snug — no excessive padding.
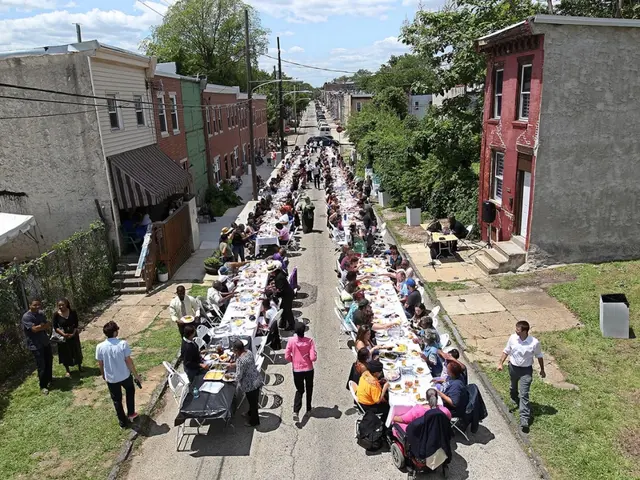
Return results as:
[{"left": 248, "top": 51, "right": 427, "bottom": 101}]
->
[
  {"left": 219, "top": 353, "right": 230, "bottom": 362},
  {"left": 234, "top": 319, "right": 244, "bottom": 327},
  {"left": 416, "top": 395, "right": 426, "bottom": 402},
  {"left": 204, "top": 371, "right": 224, "bottom": 381},
  {"left": 411, "top": 351, "right": 420, "bottom": 357},
  {"left": 181, "top": 315, "right": 194, "bottom": 324},
  {"left": 391, "top": 384, "right": 402, "bottom": 391},
  {"left": 382, "top": 352, "right": 399, "bottom": 360},
  {"left": 223, "top": 372, "right": 236, "bottom": 382},
  {"left": 393, "top": 344, "right": 407, "bottom": 353},
  {"left": 416, "top": 367, "right": 425, "bottom": 375}
]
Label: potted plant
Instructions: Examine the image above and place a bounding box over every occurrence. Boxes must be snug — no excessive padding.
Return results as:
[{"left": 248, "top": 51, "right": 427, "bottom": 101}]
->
[
  {"left": 157, "top": 261, "right": 169, "bottom": 282},
  {"left": 204, "top": 251, "right": 223, "bottom": 275},
  {"left": 406, "top": 197, "right": 422, "bottom": 227}
]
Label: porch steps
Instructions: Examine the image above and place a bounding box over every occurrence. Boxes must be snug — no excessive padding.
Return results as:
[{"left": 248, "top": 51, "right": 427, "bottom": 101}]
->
[
  {"left": 114, "top": 257, "right": 147, "bottom": 294},
  {"left": 475, "top": 239, "right": 527, "bottom": 274}
]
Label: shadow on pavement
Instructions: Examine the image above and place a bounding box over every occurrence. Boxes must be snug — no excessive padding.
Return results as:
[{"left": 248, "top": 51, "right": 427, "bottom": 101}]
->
[
  {"left": 453, "top": 424, "right": 495, "bottom": 447},
  {"left": 295, "top": 405, "right": 343, "bottom": 429},
  {"left": 131, "top": 414, "right": 171, "bottom": 437}
]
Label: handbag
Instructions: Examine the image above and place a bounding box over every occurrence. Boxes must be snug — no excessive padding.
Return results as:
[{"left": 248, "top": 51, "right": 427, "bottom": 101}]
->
[{"left": 50, "top": 329, "right": 66, "bottom": 343}]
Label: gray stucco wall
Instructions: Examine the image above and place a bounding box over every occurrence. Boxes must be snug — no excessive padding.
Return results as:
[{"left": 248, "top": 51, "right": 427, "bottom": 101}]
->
[
  {"left": 529, "top": 24, "right": 640, "bottom": 265},
  {"left": 0, "top": 53, "right": 116, "bottom": 262}
]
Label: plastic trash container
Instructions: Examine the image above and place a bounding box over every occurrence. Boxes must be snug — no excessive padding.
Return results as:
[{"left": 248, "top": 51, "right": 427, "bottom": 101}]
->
[{"left": 599, "top": 293, "right": 629, "bottom": 339}]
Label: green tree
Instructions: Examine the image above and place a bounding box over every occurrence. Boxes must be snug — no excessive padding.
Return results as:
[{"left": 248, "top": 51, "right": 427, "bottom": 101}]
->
[
  {"left": 372, "top": 86, "right": 409, "bottom": 118},
  {"left": 556, "top": 0, "right": 640, "bottom": 17},
  {"left": 142, "top": 0, "right": 269, "bottom": 87}
]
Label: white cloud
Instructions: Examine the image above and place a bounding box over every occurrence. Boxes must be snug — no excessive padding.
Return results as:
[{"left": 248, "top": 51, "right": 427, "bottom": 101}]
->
[
  {"left": 0, "top": 2, "right": 167, "bottom": 53},
  {"left": 247, "top": 0, "right": 398, "bottom": 24},
  {"left": 379, "top": 14, "right": 389, "bottom": 20},
  {"left": 64, "top": 1, "right": 76, "bottom": 7},
  {"left": 275, "top": 30, "right": 295, "bottom": 37},
  {"left": 0, "top": 0, "right": 57, "bottom": 11},
  {"left": 330, "top": 47, "right": 347, "bottom": 55},
  {"left": 288, "top": 45, "right": 304, "bottom": 53}
]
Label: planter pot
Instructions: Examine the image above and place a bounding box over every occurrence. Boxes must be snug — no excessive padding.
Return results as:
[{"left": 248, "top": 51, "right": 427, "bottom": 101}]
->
[
  {"left": 406, "top": 206, "right": 421, "bottom": 226},
  {"left": 378, "top": 191, "right": 390, "bottom": 207},
  {"left": 204, "top": 265, "right": 220, "bottom": 275},
  {"left": 157, "top": 272, "right": 169, "bottom": 283}
]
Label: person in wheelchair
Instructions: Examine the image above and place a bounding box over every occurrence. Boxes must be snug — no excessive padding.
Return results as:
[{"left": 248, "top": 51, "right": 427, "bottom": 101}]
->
[{"left": 390, "top": 388, "right": 451, "bottom": 439}]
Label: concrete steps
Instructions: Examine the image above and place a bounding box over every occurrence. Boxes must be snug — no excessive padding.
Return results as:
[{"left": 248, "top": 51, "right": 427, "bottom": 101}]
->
[
  {"left": 475, "top": 239, "right": 527, "bottom": 274},
  {"left": 114, "top": 257, "right": 147, "bottom": 294}
]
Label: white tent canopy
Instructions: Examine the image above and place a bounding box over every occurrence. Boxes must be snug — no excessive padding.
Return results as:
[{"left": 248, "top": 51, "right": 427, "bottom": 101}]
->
[{"left": 0, "top": 213, "right": 36, "bottom": 247}]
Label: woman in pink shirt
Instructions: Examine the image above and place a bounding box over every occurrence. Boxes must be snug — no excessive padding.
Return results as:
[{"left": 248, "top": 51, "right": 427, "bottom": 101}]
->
[
  {"left": 285, "top": 321, "right": 318, "bottom": 421},
  {"left": 391, "top": 388, "right": 452, "bottom": 438}
]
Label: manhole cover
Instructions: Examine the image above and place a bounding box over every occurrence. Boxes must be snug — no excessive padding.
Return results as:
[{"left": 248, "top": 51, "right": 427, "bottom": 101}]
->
[{"left": 458, "top": 298, "right": 466, "bottom": 303}]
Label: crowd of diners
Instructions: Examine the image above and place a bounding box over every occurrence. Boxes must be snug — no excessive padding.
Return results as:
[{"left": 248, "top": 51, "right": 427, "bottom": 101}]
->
[{"left": 322, "top": 148, "right": 470, "bottom": 431}]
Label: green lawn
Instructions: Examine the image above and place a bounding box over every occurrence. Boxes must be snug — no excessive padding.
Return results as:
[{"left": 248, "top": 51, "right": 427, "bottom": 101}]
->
[
  {"left": 429, "top": 281, "right": 469, "bottom": 291},
  {"left": 189, "top": 284, "right": 208, "bottom": 298},
  {"left": 0, "top": 318, "right": 179, "bottom": 479},
  {"left": 480, "top": 262, "right": 640, "bottom": 480}
]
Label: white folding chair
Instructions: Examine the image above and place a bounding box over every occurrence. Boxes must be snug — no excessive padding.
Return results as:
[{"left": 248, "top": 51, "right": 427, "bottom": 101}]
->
[
  {"left": 348, "top": 380, "right": 366, "bottom": 437},
  {"left": 210, "top": 303, "right": 224, "bottom": 320},
  {"left": 439, "top": 333, "right": 451, "bottom": 348},
  {"left": 193, "top": 337, "right": 207, "bottom": 350},
  {"left": 255, "top": 354, "right": 265, "bottom": 371},
  {"left": 429, "top": 305, "right": 441, "bottom": 321},
  {"left": 350, "top": 346, "right": 358, "bottom": 359},
  {"left": 196, "top": 324, "right": 211, "bottom": 340},
  {"left": 451, "top": 417, "right": 470, "bottom": 442},
  {"left": 163, "top": 360, "right": 178, "bottom": 377},
  {"left": 335, "top": 297, "right": 347, "bottom": 312},
  {"left": 335, "top": 286, "right": 344, "bottom": 297},
  {"left": 272, "top": 309, "right": 283, "bottom": 328},
  {"left": 167, "top": 372, "right": 187, "bottom": 406},
  {"left": 459, "top": 224, "right": 475, "bottom": 250}
]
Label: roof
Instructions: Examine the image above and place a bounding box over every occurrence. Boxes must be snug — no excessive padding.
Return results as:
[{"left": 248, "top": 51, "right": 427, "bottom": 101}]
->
[
  {"left": 204, "top": 84, "right": 240, "bottom": 95},
  {"left": 155, "top": 62, "right": 200, "bottom": 83},
  {"left": 109, "top": 145, "right": 192, "bottom": 210},
  {"left": 0, "top": 213, "right": 36, "bottom": 247},
  {"left": 476, "top": 15, "right": 640, "bottom": 48},
  {"left": 0, "top": 40, "right": 151, "bottom": 64}
]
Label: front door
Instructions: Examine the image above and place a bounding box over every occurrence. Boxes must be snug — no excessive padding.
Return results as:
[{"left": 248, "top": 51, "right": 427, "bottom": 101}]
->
[{"left": 520, "top": 172, "right": 531, "bottom": 237}]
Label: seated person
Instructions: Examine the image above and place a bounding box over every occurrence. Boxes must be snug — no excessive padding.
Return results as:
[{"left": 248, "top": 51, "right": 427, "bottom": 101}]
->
[
  {"left": 275, "top": 223, "right": 290, "bottom": 243},
  {"left": 394, "top": 270, "right": 409, "bottom": 299},
  {"left": 347, "top": 347, "right": 370, "bottom": 387},
  {"left": 257, "top": 298, "right": 278, "bottom": 333},
  {"left": 181, "top": 325, "right": 210, "bottom": 383},
  {"left": 344, "top": 292, "right": 365, "bottom": 329},
  {"left": 410, "top": 303, "right": 431, "bottom": 330},
  {"left": 432, "top": 349, "right": 468, "bottom": 390},
  {"left": 391, "top": 388, "right": 451, "bottom": 437},
  {"left": 207, "top": 280, "right": 236, "bottom": 311},
  {"left": 420, "top": 332, "right": 443, "bottom": 378},
  {"left": 385, "top": 245, "right": 403, "bottom": 270},
  {"left": 356, "top": 359, "right": 390, "bottom": 417},
  {"left": 272, "top": 247, "right": 289, "bottom": 272},
  {"left": 355, "top": 325, "right": 390, "bottom": 359},
  {"left": 444, "top": 215, "right": 468, "bottom": 253},
  {"left": 338, "top": 244, "right": 351, "bottom": 265},
  {"left": 415, "top": 314, "right": 441, "bottom": 349},
  {"left": 398, "top": 259, "right": 415, "bottom": 280},
  {"left": 436, "top": 362, "right": 469, "bottom": 419},
  {"left": 403, "top": 279, "right": 422, "bottom": 318}
]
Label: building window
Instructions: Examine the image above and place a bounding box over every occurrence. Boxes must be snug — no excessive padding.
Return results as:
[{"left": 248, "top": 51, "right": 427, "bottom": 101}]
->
[
  {"left": 217, "top": 107, "right": 222, "bottom": 131},
  {"left": 213, "top": 155, "right": 221, "bottom": 183},
  {"left": 414, "top": 101, "right": 419, "bottom": 110},
  {"left": 518, "top": 64, "right": 532, "bottom": 120},
  {"left": 227, "top": 107, "right": 230, "bottom": 129},
  {"left": 493, "top": 68, "right": 503, "bottom": 119},
  {"left": 157, "top": 93, "right": 168, "bottom": 134},
  {"left": 206, "top": 106, "right": 212, "bottom": 136},
  {"left": 133, "top": 95, "right": 145, "bottom": 126},
  {"left": 356, "top": 101, "right": 362, "bottom": 112},
  {"left": 169, "top": 93, "right": 179, "bottom": 133},
  {"left": 106, "top": 94, "right": 120, "bottom": 130},
  {"left": 491, "top": 151, "right": 504, "bottom": 204}
]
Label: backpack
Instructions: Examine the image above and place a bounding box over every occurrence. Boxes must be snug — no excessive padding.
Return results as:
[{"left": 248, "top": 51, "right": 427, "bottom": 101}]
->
[{"left": 357, "top": 411, "right": 385, "bottom": 451}]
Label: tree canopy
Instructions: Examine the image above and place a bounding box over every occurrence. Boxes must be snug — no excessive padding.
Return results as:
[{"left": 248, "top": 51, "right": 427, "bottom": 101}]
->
[{"left": 142, "top": 0, "right": 269, "bottom": 87}]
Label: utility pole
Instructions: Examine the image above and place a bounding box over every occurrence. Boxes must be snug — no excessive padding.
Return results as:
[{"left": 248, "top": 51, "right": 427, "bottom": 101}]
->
[
  {"left": 244, "top": 9, "right": 258, "bottom": 200},
  {"left": 277, "top": 36, "right": 285, "bottom": 159},
  {"left": 74, "top": 23, "right": 82, "bottom": 42},
  {"left": 293, "top": 84, "right": 297, "bottom": 134}
]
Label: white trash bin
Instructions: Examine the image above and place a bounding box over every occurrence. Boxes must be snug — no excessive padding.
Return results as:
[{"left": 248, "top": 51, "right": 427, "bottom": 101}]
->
[{"left": 599, "top": 293, "right": 629, "bottom": 339}]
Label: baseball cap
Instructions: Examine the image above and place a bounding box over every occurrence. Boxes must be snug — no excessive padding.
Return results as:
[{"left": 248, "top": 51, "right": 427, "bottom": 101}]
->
[{"left": 406, "top": 278, "right": 416, "bottom": 288}]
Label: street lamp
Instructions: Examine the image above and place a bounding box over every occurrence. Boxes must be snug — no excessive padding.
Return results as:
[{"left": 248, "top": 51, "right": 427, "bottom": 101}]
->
[{"left": 251, "top": 79, "right": 302, "bottom": 93}]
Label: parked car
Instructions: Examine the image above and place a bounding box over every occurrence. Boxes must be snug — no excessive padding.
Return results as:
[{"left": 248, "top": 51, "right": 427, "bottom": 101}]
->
[{"left": 319, "top": 126, "right": 331, "bottom": 136}]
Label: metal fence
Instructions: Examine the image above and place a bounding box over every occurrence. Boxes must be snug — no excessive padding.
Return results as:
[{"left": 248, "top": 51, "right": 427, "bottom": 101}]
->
[{"left": 0, "top": 222, "right": 114, "bottom": 383}]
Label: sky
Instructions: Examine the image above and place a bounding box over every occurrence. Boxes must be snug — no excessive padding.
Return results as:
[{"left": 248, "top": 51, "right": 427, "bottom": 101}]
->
[{"left": 0, "top": 0, "right": 446, "bottom": 87}]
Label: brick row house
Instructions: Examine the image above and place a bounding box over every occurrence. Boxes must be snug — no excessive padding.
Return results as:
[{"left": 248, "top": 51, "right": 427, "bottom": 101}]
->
[{"left": 474, "top": 15, "right": 640, "bottom": 273}]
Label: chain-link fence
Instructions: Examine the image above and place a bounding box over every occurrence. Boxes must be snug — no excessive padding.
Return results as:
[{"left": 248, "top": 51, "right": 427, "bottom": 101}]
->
[{"left": 0, "top": 222, "right": 115, "bottom": 383}]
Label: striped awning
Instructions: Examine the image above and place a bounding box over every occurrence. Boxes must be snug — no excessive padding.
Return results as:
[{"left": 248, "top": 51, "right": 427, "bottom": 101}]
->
[{"left": 109, "top": 145, "right": 192, "bottom": 210}]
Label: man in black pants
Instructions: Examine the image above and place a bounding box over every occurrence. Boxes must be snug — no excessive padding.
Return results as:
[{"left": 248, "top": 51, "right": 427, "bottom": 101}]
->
[
  {"left": 270, "top": 261, "right": 295, "bottom": 331},
  {"left": 21, "top": 299, "right": 53, "bottom": 395},
  {"left": 96, "top": 321, "right": 142, "bottom": 428}
]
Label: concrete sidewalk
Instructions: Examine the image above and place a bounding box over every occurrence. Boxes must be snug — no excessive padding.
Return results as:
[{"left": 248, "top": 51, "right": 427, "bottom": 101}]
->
[{"left": 173, "top": 163, "right": 274, "bottom": 282}]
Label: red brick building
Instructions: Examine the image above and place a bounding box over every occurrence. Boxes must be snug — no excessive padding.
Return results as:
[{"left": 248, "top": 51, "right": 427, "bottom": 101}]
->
[
  {"left": 150, "top": 73, "right": 189, "bottom": 169},
  {"left": 202, "top": 84, "right": 268, "bottom": 183},
  {"left": 477, "top": 21, "right": 543, "bottom": 247}
]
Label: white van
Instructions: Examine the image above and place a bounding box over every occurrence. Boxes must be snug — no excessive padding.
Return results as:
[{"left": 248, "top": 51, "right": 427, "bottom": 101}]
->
[{"left": 319, "top": 126, "right": 331, "bottom": 136}]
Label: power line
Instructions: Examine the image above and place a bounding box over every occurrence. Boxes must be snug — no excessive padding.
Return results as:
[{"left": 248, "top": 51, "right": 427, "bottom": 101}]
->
[
  {"left": 0, "top": 108, "right": 104, "bottom": 120},
  {"left": 261, "top": 54, "right": 358, "bottom": 74},
  {"left": 138, "top": 0, "right": 166, "bottom": 17}
]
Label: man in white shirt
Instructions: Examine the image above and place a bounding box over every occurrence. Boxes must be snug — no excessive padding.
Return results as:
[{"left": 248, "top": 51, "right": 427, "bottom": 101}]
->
[
  {"left": 497, "top": 320, "right": 545, "bottom": 433},
  {"left": 169, "top": 285, "right": 199, "bottom": 336}
]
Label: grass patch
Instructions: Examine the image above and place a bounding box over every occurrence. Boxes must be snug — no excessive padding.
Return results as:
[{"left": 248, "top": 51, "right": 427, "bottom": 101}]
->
[
  {"left": 0, "top": 317, "right": 179, "bottom": 479},
  {"left": 189, "top": 284, "right": 208, "bottom": 298},
  {"left": 429, "top": 281, "right": 469, "bottom": 291},
  {"left": 479, "top": 261, "right": 640, "bottom": 480}
]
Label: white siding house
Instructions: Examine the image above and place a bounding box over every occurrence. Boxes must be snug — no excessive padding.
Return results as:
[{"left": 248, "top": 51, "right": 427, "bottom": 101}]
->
[{"left": 89, "top": 51, "right": 156, "bottom": 157}]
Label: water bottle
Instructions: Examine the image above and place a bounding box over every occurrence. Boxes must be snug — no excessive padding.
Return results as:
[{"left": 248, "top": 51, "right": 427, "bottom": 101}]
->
[{"left": 192, "top": 385, "right": 200, "bottom": 399}]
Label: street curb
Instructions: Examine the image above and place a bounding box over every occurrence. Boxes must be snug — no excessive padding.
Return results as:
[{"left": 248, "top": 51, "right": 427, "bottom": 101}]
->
[
  {"left": 377, "top": 206, "right": 551, "bottom": 480},
  {"left": 107, "top": 348, "right": 181, "bottom": 480}
]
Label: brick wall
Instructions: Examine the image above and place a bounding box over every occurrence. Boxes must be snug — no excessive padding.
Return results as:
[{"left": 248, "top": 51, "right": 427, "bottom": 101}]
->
[{"left": 151, "top": 75, "right": 188, "bottom": 166}]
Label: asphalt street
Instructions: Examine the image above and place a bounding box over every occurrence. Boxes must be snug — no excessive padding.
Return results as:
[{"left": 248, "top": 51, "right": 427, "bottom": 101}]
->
[{"left": 123, "top": 106, "right": 541, "bottom": 480}]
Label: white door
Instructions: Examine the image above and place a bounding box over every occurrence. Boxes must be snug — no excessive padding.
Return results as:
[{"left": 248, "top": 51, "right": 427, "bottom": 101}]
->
[{"left": 520, "top": 172, "right": 531, "bottom": 237}]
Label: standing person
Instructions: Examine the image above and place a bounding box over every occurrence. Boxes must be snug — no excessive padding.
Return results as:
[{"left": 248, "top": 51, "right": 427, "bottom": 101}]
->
[
  {"left": 230, "top": 225, "right": 248, "bottom": 262},
  {"left": 312, "top": 162, "right": 321, "bottom": 189},
  {"left": 269, "top": 261, "right": 295, "bottom": 331},
  {"left": 285, "top": 321, "right": 318, "bottom": 421},
  {"left": 301, "top": 197, "right": 315, "bottom": 234},
  {"left": 497, "top": 320, "right": 545, "bottom": 433},
  {"left": 52, "top": 298, "right": 83, "bottom": 377},
  {"left": 181, "top": 325, "right": 209, "bottom": 383},
  {"left": 169, "top": 286, "right": 199, "bottom": 336},
  {"left": 21, "top": 298, "right": 53, "bottom": 395},
  {"left": 231, "top": 339, "right": 263, "bottom": 427},
  {"left": 96, "top": 321, "right": 141, "bottom": 428}
]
